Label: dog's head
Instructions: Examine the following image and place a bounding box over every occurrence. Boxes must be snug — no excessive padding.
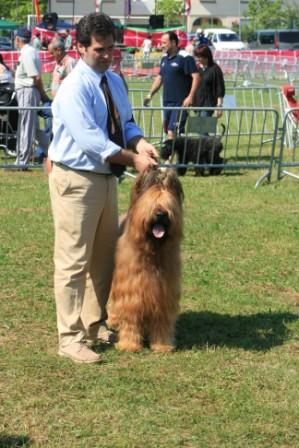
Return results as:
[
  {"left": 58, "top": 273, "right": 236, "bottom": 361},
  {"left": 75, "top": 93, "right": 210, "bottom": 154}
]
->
[{"left": 126, "top": 167, "right": 183, "bottom": 246}]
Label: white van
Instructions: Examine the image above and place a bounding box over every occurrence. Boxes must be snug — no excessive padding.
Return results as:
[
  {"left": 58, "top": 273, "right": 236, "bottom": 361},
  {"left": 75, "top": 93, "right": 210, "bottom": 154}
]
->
[{"left": 204, "top": 28, "right": 245, "bottom": 51}]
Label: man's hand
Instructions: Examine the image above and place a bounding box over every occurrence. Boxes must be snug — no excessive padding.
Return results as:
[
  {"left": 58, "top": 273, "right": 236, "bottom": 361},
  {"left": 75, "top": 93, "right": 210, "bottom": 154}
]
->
[
  {"left": 143, "top": 94, "right": 152, "bottom": 107},
  {"left": 135, "top": 138, "right": 159, "bottom": 162},
  {"left": 182, "top": 95, "right": 193, "bottom": 107},
  {"left": 133, "top": 152, "right": 158, "bottom": 173}
]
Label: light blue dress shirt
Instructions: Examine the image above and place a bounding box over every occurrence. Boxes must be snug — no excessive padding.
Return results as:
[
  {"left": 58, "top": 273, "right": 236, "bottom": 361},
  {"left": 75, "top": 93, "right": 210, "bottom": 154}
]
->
[{"left": 48, "top": 58, "right": 143, "bottom": 173}]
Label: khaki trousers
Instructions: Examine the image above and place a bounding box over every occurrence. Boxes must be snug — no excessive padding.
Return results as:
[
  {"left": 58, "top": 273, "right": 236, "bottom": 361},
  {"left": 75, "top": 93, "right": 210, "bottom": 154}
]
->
[{"left": 49, "top": 164, "right": 118, "bottom": 348}]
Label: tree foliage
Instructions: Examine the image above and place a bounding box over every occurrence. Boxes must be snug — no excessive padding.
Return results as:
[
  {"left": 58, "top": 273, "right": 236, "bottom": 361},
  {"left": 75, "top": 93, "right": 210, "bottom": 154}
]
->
[
  {"left": 244, "top": 0, "right": 299, "bottom": 30},
  {"left": 156, "top": 0, "right": 184, "bottom": 27},
  {"left": 0, "top": 0, "right": 48, "bottom": 25}
]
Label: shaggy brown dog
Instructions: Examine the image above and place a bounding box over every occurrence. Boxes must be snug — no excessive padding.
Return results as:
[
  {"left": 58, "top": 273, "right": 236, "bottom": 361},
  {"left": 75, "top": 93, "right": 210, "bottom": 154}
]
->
[{"left": 108, "top": 167, "right": 184, "bottom": 352}]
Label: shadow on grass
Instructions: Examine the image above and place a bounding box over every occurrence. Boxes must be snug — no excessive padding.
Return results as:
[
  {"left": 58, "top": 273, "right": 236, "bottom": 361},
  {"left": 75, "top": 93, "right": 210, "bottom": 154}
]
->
[
  {"left": 0, "top": 435, "right": 32, "bottom": 447},
  {"left": 176, "top": 310, "right": 299, "bottom": 351}
]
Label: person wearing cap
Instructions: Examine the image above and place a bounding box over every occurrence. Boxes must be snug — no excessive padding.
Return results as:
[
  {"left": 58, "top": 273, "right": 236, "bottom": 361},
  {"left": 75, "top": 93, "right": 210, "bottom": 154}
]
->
[
  {"left": 48, "top": 36, "right": 77, "bottom": 97},
  {"left": 14, "top": 27, "right": 50, "bottom": 166},
  {"left": 65, "top": 29, "right": 73, "bottom": 51},
  {"left": 32, "top": 32, "right": 42, "bottom": 51}
]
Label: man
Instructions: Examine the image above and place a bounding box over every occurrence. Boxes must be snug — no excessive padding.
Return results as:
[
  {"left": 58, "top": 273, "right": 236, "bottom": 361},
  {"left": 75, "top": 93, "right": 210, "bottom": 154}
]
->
[
  {"left": 65, "top": 29, "right": 73, "bottom": 50},
  {"left": 142, "top": 34, "right": 152, "bottom": 60},
  {"left": 14, "top": 27, "right": 49, "bottom": 166},
  {"left": 143, "top": 31, "right": 199, "bottom": 139},
  {"left": 48, "top": 36, "right": 77, "bottom": 97},
  {"left": 32, "top": 32, "right": 42, "bottom": 51},
  {"left": 48, "top": 13, "right": 158, "bottom": 364}
]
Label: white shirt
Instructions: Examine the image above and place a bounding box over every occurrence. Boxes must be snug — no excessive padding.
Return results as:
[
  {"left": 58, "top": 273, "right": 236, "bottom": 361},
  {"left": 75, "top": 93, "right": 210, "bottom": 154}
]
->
[
  {"left": 143, "top": 38, "right": 152, "bottom": 53},
  {"left": 15, "top": 44, "right": 41, "bottom": 89}
]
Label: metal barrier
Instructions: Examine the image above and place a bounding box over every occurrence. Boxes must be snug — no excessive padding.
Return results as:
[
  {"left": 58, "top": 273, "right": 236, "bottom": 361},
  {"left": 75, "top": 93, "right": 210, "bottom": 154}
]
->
[
  {"left": 132, "top": 106, "right": 279, "bottom": 187},
  {"left": 277, "top": 108, "right": 299, "bottom": 181},
  {"left": 121, "top": 57, "right": 160, "bottom": 79},
  {"left": 0, "top": 103, "right": 279, "bottom": 187},
  {"left": 129, "top": 86, "right": 280, "bottom": 139},
  {"left": 0, "top": 105, "right": 51, "bottom": 169}
]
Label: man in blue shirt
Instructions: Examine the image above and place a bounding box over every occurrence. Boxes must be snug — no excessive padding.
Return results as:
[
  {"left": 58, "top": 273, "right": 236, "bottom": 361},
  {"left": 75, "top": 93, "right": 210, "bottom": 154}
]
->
[
  {"left": 144, "top": 31, "right": 199, "bottom": 138},
  {"left": 48, "top": 13, "right": 158, "bottom": 364}
]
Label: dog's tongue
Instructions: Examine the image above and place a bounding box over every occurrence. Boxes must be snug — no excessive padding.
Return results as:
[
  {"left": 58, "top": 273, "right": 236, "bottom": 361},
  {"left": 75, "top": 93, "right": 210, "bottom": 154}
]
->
[{"left": 152, "top": 224, "right": 165, "bottom": 239}]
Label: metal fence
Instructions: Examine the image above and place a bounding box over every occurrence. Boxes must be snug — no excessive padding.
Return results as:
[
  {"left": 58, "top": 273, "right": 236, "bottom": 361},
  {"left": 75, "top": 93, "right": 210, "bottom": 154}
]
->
[
  {"left": 131, "top": 106, "right": 279, "bottom": 187},
  {"left": 0, "top": 105, "right": 51, "bottom": 169},
  {"left": 129, "top": 86, "right": 280, "bottom": 136},
  {"left": 0, "top": 103, "right": 282, "bottom": 187},
  {"left": 277, "top": 108, "right": 299, "bottom": 181}
]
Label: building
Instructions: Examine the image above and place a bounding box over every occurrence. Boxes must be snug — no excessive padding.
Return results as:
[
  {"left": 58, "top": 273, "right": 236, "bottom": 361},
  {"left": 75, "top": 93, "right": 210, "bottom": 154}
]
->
[{"left": 45, "top": 0, "right": 299, "bottom": 32}]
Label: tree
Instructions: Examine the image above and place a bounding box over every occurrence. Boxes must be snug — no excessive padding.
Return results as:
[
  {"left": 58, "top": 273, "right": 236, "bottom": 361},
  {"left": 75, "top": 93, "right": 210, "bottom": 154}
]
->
[
  {"left": 281, "top": 2, "right": 299, "bottom": 28},
  {"left": 244, "top": 0, "right": 299, "bottom": 31},
  {"left": 156, "top": 0, "right": 184, "bottom": 27},
  {"left": 0, "top": 0, "right": 48, "bottom": 25}
]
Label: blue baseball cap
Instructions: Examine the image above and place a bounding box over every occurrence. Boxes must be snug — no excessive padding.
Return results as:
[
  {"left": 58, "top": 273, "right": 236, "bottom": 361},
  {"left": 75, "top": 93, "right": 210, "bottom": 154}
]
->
[{"left": 15, "top": 27, "right": 31, "bottom": 41}]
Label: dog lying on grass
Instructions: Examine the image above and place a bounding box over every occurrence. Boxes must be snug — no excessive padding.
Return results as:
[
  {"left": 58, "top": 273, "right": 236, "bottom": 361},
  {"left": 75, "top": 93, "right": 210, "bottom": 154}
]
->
[{"left": 160, "top": 123, "right": 225, "bottom": 176}]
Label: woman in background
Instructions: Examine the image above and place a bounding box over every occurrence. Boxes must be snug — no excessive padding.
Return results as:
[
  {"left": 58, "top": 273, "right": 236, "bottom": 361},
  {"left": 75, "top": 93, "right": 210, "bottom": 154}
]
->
[{"left": 194, "top": 45, "right": 225, "bottom": 118}]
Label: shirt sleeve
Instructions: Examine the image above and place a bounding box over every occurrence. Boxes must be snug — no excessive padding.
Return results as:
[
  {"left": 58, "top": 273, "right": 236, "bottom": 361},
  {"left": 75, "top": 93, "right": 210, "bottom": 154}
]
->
[
  {"left": 54, "top": 81, "right": 121, "bottom": 164},
  {"left": 183, "top": 55, "right": 198, "bottom": 75},
  {"left": 214, "top": 65, "right": 225, "bottom": 98}
]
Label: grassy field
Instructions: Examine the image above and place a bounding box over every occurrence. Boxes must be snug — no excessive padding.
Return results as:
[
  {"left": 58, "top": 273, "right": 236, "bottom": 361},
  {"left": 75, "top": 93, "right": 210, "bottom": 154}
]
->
[{"left": 1, "top": 167, "right": 299, "bottom": 447}]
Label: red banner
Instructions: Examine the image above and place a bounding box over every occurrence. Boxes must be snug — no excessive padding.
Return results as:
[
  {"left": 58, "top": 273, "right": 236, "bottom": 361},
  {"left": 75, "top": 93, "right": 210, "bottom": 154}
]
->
[{"left": 123, "top": 28, "right": 188, "bottom": 48}]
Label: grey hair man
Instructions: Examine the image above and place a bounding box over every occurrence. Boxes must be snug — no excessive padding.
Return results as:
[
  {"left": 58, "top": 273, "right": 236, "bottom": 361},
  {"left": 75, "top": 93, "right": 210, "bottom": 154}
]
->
[{"left": 14, "top": 27, "right": 49, "bottom": 166}]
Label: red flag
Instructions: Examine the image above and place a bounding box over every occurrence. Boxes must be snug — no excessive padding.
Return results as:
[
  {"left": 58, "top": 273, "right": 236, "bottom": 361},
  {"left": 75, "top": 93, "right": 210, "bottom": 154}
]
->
[
  {"left": 185, "top": 0, "right": 191, "bottom": 15},
  {"left": 34, "top": 0, "right": 41, "bottom": 23}
]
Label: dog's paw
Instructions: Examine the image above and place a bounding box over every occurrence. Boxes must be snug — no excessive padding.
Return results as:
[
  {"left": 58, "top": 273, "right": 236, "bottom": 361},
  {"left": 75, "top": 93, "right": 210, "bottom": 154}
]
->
[
  {"left": 116, "top": 341, "right": 142, "bottom": 352},
  {"left": 150, "top": 343, "right": 175, "bottom": 353}
]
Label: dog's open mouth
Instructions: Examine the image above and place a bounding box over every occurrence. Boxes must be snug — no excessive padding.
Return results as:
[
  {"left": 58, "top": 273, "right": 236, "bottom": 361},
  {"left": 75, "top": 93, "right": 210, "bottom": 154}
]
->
[
  {"left": 150, "top": 211, "right": 170, "bottom": 240},
  {"left": 152, "top": 224, "right": 167, "bottom": 239}
]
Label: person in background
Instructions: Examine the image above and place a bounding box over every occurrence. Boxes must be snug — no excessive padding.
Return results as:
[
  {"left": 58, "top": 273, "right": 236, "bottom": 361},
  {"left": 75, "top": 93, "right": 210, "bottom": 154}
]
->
[
  {"left": 48, "top": 36, "right": 77, "bottom": 97},
  {"left": 142, "top": 34, "right": 152, "bottom": 60},
  {"left": 48, "top": 13, "right": 158, "bottom": 364},
  {"left": 0, "top": 53, "right": 14, "bottom": 84},
  {"left": 198, "top": 31, "right": 209, "bottom": 46},
  {"left": 32, "top": 32, "right": 42, "bottom": 51},
  {"left": 143, "top": 31, "right": 199, "bottom": 139},
  {"left": 65, "top": 29, "right": 73, "bottom": 50},
  {"left": 0, "top": 53, "right": 18, "bottom": 155},
  {"left": 185, "top": 37, "right": 196, "bottom": 56},
  {"left": 194, "top": 45, "right": 225, "bottom": 118},
  {"left": 14, "top": 27, "right": 50, "bottom": 167}
]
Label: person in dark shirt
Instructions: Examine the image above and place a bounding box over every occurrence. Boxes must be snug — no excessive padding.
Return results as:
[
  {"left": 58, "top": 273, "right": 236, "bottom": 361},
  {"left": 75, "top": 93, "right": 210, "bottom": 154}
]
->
[
  {"left": 143, "top": 31, "right": 199, "bottom": 138},
  {"left": 194, "top": 45, "right": 225, "bottom": 118}
]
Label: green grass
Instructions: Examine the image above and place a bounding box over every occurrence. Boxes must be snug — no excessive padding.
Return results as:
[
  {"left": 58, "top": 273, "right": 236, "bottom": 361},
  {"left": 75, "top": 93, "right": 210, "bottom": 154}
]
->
[{"left": 1, "top": 169, "right": 299, "bottom": 447}]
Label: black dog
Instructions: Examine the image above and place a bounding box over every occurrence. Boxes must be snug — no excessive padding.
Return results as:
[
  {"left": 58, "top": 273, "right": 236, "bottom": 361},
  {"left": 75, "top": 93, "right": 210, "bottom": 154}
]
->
[{"left": 160, "top": 124, "right": 225, "bottom": 176}]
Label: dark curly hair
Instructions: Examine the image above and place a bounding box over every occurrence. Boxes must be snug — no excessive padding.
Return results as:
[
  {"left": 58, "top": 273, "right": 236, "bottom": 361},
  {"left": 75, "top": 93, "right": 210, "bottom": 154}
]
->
[{"left": 76, "top": 13, "right": 115, "bottom": 47}]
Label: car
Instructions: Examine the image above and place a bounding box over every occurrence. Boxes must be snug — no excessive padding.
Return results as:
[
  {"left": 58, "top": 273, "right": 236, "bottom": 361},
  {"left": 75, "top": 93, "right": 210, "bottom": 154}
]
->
[
  {"left": 204, "top": 28, "right": 245, "bottom": 51},
  {"left": 0, "top": 36, "right": 12, "bottom": 51},
  {"left": 248, "top": 29, "right": 299, "bottom": 50}
]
